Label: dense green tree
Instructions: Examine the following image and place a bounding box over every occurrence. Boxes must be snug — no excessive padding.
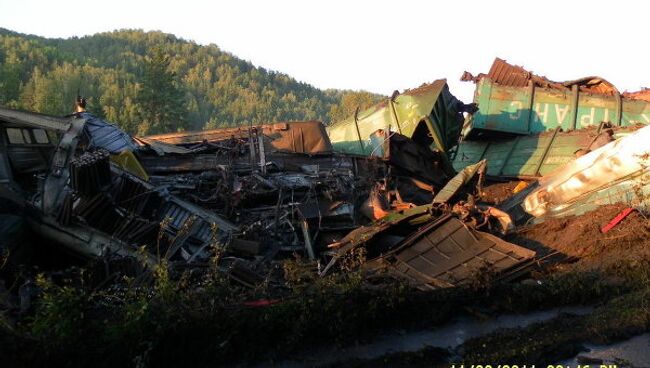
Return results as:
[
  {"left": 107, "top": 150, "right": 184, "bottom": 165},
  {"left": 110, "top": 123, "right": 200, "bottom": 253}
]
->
[
  {"left": 0, "top": 28, "right": 384, "bottom": 134},
  {"left": 136, "top": 47, "right": 187, "bottom": 135},
  {"left": 328, "top": 91, "right": 382, "bottom": 124}
]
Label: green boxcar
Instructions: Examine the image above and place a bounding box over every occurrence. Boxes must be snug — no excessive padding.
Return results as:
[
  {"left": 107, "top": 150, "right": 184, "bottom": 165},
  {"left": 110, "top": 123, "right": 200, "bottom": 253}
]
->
[
  {"left": 327, "top": 80, "right": 464, "bottom": 156},
  {"left": 466, "top": 78, "right": 650, "bottom": 137}
]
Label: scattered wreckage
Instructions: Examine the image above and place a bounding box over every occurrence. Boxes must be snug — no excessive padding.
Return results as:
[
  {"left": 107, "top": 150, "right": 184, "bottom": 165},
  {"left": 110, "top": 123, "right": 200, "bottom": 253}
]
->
[
  {"left": 454, "top": 58, "right": 650, "bottom": 180},
  {"left": 454, "top": 58, "right": 650, "bottom": 226},
  {"left": 3, "top": 61, "right": 650, "bottom": 291},
  {"left": 0, "top": 85, "right": 534, "bottom": 291},
  {"left": 0, "top": 107, "right": 235, "bottom": 266}
]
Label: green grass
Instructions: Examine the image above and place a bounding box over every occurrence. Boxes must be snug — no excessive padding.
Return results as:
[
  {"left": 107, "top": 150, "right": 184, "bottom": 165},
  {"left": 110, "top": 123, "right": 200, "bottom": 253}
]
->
[{"left": 1, "top": 259, "right": 646, "bottom": 368}]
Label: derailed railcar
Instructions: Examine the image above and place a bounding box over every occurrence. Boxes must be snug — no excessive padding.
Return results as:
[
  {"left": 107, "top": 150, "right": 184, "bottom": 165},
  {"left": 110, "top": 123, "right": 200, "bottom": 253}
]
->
[
  {"left": 461, "top": 57, "right": 650, "bottom": 138},
  {"left": 326, "top": 80, "right": 474, "bottom": 174},
  {"left": 0, "top": 107, "right": 235, "bottom": 264},
  {"left": 453, "top": 58, "right": 650, "bottom": 180}
]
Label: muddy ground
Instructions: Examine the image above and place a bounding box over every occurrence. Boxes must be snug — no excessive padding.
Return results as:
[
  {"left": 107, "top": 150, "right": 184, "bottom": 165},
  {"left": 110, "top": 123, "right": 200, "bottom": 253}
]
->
[
  {"left": 481, "top": 179, "right": 650, "bottom": 269},
  {"left": 510, "top": 204, "right": 650, "bottom": 269}
]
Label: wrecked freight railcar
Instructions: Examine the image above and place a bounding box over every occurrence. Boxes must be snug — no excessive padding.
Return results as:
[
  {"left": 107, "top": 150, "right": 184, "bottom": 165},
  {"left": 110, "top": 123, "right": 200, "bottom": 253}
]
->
[
  {"left": 0, "top": 106, "right": 236, "bottom": 265},
  {"left": 453, "top": 58, "right": 650, "bottom": 180},
  {"left": 136, "top": 101, "right": 524, "bottom": 286},
  {"left": 326, "top": 116, "right": 531, "bottom": 287},
  {"left": 317, "top": 80, "right": 540, "bottom": 285},
  {"left": 1, "top": 91, "right": 537, "bottom": 290},
  {"left": 460, "top": 57, "right": 650, "bottom": 137},
  {"left": 452, "top": 123, "right": 644, "bottom": 180},
  {"left": 137, "top": 117, "right": 489, "bottom": 262},
  {"left": 325, "top": 80, "right": 483, "bottom": 213},
  {"left": 137, "top": 121, "right": 376, "bottom": 259},
  {"left": 326, "top": 80, "right": 476, "bottom": 162}
]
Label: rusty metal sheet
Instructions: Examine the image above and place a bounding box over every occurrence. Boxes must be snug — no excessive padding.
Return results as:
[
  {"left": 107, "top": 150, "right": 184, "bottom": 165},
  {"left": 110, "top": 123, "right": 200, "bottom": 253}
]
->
[
  {"left": 143, "top": 120, "right": 332, "bottom": 154},
  {"left": 466, "top": 58, "right": 618, "bottom": 95},
  {"left": 622, "top": 89, "right": 650, "bottom": 102},
  {"left": 486, "top": 57, "right": 534, "bottom": 88},
  {"left": 366, "top": 216, "right": 535, "bottom": 290}
]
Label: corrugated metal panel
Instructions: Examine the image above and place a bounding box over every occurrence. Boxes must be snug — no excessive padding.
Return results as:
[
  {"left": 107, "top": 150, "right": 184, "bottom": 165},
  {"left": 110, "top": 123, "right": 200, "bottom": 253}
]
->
[
  {"left": 368, "top": 217, "right": 535, "bottom": 289},
  {"left": 487, "top": 58, "right": 532, "bottom": 88},
  {"left": 452, "top": 127, "right": 634, "bottom": 178},
  {"left": 482, "top": 58, "right": 617, "bottom": 94}
]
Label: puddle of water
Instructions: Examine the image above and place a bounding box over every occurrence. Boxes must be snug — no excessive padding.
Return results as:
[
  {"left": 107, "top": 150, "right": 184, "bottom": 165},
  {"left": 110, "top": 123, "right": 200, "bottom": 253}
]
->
[
  {"left": 262, "top": 305, "right": 593, "bottom": 368},
  {"left": 559, "top": 333, "right": 650, "bottom": 367}
]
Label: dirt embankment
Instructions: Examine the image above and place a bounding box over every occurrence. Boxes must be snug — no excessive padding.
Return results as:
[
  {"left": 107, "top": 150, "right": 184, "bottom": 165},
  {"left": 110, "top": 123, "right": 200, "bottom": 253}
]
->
[{"left": 509, "top": 204, "right": 650, "bottom": 269}]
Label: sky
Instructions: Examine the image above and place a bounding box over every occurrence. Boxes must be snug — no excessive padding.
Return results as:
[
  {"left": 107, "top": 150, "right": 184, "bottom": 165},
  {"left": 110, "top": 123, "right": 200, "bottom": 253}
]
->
[{"left": 0, "top": 0, "right": 647, "bottom": 102}]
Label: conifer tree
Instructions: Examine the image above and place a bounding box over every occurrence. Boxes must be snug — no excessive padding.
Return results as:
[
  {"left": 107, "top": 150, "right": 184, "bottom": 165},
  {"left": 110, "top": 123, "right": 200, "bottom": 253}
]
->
[{"left": 137, "top": 46, "right": 187, "bottom": 134}]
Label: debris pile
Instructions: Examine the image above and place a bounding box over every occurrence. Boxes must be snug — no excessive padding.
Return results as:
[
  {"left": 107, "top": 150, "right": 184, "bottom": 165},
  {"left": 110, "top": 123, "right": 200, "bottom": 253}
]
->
[
  {"left": 3, "top": 59, "right": 650, "bottom": 296},
  {"left": 0, "top": 87, "right": 531, "bottom": 292}
]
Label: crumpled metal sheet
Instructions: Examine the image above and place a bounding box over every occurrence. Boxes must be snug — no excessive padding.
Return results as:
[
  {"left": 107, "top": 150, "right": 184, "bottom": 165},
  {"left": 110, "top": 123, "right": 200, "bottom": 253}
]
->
[
  {"left": 464, "top": 57, "right": 619, "bottom": 95},
  {"left": 433, "top": 160, "right": 486, "bottom": 204},
  {"left": 328, "top": 208, "right": 534, "bottom": 290},
  {"left": 80, "top": 113, "right": 137, "bottom": 154},
  {"left": 523, "top": 124, "right": 650, "bottom": 218},
  {"left": 365, "top": 216, "right": 535, "bottom": 290},
  {"left": 143, "top": 121, "right": 332, "bottom": 155}
]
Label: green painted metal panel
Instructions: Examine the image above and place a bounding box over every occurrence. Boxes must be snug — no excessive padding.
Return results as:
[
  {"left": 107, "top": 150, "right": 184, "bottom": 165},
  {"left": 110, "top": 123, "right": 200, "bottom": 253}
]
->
[
  {"left": 327, "top": 80, "right": 463, "bottom": 156},
  {"left": 622, "top": 99, "right": 650, "bottom": 126},
  {"left": 452, "top": 130, "right": 604, "bottom": 179},
  {"left": 453, "top": 140, "right": 490, "bottom": 172},
  {"left": 482, "top": 140, "right": 516, "bottom": 176},
  {"left": 500, "top": 136, "right": 551, "bottom": 177},
  {"left": 471, "top": 80, "right": 531, "bottom": 135},
  {"left": 465, "top": 78, "right": 650, "bottom": 136}
]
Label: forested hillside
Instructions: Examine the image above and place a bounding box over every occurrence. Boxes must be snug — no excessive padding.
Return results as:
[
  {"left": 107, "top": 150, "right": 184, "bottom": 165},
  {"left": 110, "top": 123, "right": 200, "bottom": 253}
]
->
[{"left": 0, "top": 28, "right": 381, "bottom": 135}]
